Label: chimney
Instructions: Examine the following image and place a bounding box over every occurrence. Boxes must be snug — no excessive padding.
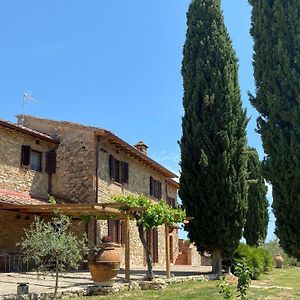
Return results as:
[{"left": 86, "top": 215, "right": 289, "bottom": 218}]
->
[{"left": 134, "top": 141, "right": 148, "bottom": 155}]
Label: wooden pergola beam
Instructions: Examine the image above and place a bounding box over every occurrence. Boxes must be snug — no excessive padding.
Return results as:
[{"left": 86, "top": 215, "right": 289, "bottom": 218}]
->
[
  {"left": 165, "top": 224, "right": 171, "bottom": 279},
  {"left": 124, "top": 212, "right": 130, "bottom": 282}
]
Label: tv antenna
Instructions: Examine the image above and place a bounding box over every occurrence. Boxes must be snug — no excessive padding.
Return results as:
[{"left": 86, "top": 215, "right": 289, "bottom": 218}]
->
[{"left": 21, "top": 91, "right": 38, "bottom": 125}]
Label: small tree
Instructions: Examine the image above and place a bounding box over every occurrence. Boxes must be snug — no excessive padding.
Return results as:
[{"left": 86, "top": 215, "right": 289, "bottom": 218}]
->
[
  {"left": 20, "top": 214, "right": 88, "bottom": 299},
  {"left": 113, "top": 194, "right": 186, "bottom": 280}
]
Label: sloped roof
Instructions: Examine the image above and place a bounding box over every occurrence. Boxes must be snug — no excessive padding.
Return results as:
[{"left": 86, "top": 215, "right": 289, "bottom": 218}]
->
[
  {"left": 16, "top": 115, "right": 178, "bottom": 179},
  {"left": 0, "top": 189, "right": 49, "bottom": 205},
  {"left": 0, "top": 118, "right": 59, "bottom": 144},
  {"left": 95, "top": 130, "right": 178, "bottom": 178}
]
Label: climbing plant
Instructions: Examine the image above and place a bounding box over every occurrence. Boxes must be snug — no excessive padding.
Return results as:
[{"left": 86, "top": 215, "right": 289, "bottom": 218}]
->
[{"left": 113, "top": 194, "right": 186, "bottom": 280}]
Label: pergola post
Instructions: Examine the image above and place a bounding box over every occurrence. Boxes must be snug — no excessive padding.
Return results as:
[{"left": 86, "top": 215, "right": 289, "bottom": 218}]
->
[
  {"left": 125, "top": 212, "right": 130, "bottom": 282},
  {"left": 165, "top": 223, "right": 171, "bottom": 279}
]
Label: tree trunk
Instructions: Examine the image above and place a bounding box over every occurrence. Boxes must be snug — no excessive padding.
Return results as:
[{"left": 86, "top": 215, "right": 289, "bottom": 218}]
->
[
  {"left": 137, "top": 224, "right": 154, "bottom": 281},
  {"left": 212, "top": 249, "right": 222, "bottom": 275},
  {"left": 53, "top": 258, "right": 59, "bottom": 299}
]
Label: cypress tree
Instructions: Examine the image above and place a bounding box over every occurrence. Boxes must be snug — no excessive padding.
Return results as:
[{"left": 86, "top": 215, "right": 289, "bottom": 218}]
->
[
  {"left": 244, "top": 148, "right": 269, "bottom": 247},
  {"left": 249, "top": 0, "right": 300, "bottom": 258},
  {"left": 179, "top": 0, "right": 248, "bottom": 274}
]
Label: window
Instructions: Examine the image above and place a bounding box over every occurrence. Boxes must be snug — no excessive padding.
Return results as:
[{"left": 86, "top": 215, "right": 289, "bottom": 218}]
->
[
  {"left": 150, "top": 176, "right": 162, "bottom": 199},
  {"left": 107, "top": 220, "right": 125, "bottom": 244},
  {"left": 21, "top": 145, "right": 42, "bottom": 172},
  {"left": 167, "top": 197, "right": 177, "bottom": 208},
  {"left": 30, "top": 150, "right": 42, "bottom": 172},
  {"left": 21, "top": 145, "right": 56, "bottom": 173},
  {"left": 109, "top": 155, "right": 129, "bottom": 184},
  {"left": 146, "top": 228, "right": 158, "bottom": 264}
]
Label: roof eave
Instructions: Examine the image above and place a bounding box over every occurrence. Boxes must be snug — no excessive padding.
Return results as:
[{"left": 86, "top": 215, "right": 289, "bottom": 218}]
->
[
  {"left": 95, "top": 130, "right": 178, "bottom": 179},
  {"left": 0, "top": 119, "right": 59, "bottom": 145}
]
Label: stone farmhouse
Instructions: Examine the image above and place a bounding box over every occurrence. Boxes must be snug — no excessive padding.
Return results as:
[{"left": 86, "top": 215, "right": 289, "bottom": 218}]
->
[{"left": 0, "top": 115, "right": 203, "bottom": 271}]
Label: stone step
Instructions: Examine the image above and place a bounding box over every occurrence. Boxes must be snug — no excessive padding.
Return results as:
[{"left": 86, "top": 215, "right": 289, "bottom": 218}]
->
[{"left": 175, "top": 253, "right": 188, "bottom": 265}]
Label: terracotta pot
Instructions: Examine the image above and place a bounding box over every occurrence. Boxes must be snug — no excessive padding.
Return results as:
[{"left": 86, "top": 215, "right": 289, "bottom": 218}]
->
[
  {"left": 274, "top": 254, "right": 283, "bottom": 269},
  {"left": 89, "top": 243, "right": 121, "bottom": 286}
]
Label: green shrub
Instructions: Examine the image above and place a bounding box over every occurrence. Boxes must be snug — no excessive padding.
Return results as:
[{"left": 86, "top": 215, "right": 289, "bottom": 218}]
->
[
  {"left": 262, "top": 239, "right": 300, "bottom": 267},
  {"left": 233, "top": 243, "right": 273, "bottom": 279}
]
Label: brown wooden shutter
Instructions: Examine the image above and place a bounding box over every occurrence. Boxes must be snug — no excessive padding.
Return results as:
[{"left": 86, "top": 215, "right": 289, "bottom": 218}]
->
[
  {"left": 172, "top": 198, "right": 176, "bottom": 208},
  {"left": 166, "top": 196, "right": 170, "bottom": 206},
  {"left": 109, "top": 155, "right": 116, "bottom": 180},
  {"left": 158, "top": 182, "right": 162, "bottom": 199},
  {"left": 153, "top": 229, "right": 158, "bottom": 264},
  {"left": 45, "top": 151, "right": 56, "bottom": 174},
  {"left": 108, "top": 220, "right": 114, "bottom": 240},
  {"left": 118, "top": 221, "right": 123, "bottom": 244},
  {"left": 21, "top": 145, "right": 31, "bottom": 167},
  {"left": 115, "top": 160, "right": 120, "bottom": 183},
  {"left": 121, "top": 220, "right": 126, "bottom": 245},
  {"left": 122, "top": 162, "right": 129, "bottom": 184},
  {"left": 150, "top": 177, "right": 154, "bottom": 196}
]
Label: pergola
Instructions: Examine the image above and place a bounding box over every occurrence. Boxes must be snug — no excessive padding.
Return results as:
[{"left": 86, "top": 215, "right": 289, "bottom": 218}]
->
[{"left": 0, "top": 202, "right": 173, "bottom": 281}]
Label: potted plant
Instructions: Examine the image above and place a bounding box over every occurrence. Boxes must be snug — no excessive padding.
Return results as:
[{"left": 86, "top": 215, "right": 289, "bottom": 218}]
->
[{"left": 88, "top": 235, "right": 121, "bottom": 286}]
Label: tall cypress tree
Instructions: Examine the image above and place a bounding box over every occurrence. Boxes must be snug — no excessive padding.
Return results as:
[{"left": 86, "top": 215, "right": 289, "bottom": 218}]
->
[
  {"left": 179, "top": 0, "right": 248, "bottom": 274},
  {"left": 249, "top": 0, "right": 300, "bottom": 258},
  {"left": 244, "top": 148, "right": 269, "bottom": 247}
]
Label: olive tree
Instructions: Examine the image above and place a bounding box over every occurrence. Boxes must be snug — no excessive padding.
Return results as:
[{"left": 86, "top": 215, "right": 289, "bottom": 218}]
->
[{"left": 20, "top": 214, "right": 88, "bottom": 299}]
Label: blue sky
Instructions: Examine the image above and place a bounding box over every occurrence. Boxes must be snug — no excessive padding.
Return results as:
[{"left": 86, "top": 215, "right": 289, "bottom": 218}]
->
[{"left": 0, "top": 0, "right": 274, "bottom": 240}]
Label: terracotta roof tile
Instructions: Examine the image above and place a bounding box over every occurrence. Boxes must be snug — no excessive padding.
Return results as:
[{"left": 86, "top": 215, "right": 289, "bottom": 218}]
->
[{"left": 0, "top": 190, "right": 48, "bottom": 206}]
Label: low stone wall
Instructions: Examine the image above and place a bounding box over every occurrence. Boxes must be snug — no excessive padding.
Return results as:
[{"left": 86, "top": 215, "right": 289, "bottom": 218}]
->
[{"left": 1, "top": 275, "right": 207, "bottom": 300}]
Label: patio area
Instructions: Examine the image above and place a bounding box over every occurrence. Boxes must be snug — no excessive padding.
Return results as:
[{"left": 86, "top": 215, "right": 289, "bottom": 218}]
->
[{"left": 0, "top": 265, "right": 212, "bottom": 296}]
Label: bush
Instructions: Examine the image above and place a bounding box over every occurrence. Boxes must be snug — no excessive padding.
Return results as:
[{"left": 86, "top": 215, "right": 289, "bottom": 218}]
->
[
  {"left": 262, "top": 239, "right": 300, "bottom": 267},
  {"left": 233, "top": 243, "right": 273, "bottom": 279}
]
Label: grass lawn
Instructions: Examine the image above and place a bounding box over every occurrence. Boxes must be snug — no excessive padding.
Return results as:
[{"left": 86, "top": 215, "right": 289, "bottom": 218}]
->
[{"left": 80, "top": 267, "right": 300, "bottom": 300}]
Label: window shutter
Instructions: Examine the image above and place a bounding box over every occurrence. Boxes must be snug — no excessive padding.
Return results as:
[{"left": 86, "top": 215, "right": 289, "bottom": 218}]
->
[
  {"left": 158, "top": 182, "right": 162, "bottom": 199},
  {"left": 108, "top": 220, "right": 114, "bottom": 240},
  {"left": 21, "top": 145, "right": 31, "bottom": 167},
  {"left": 122, "top": 162, "right": 129, "bottom": 184},
  {"left": 153, "top": 180, "right": 157, "bottom": 198},
  {"left": 115, "top": 160, "right": 120, "bottom": 183},
  {"left": 166, "top": 196, "right": 170, "bottom": 206},
  {"left": 172, "top": 198, "right": 176, "bottom": 208},
  {"left": 117, "top": 221, "right": 122, "bottom": 244},
  {"left": 109, "top": 155, "right": 116, "bottom": 180},
  {"left": 153, "top": 229, "right": 159, "bottom": 264},
  {"left": 121, "top": 220, "right": 126, "bottom": 245},
  {"left": 45, "top": 151, "right": 56, "bottom": 174},
  {"left": 150, "top": 177, "right": 154, "bottom": 196}
]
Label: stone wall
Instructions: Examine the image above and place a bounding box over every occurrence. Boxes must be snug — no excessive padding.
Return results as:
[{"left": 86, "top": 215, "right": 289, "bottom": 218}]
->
[
  {"left": 97, "top": 140, "right": 169, "bottom": 203},
  {"left": 96, "top": 140, "right": 179, "bottom": 266},
  {"left": 166, "top": 184, "right": 179, "bottom": 264},
  {"left": 0, "top": 126, "right": 56, "bottom": 197},
  {"left": 0, "top": 211, "right": 35, "bottom": 255},
  {"left": 19, "top": 116, "right": 179, "bottom": 267},
  {"left": 188, "top": 244, "right": 203, "bottom": 266},
  {"left": 0, "top": 210, "right": 87, "bottom": 272},
  {"left": 18, "top": 116, "right": 96, "bottom": 203}
]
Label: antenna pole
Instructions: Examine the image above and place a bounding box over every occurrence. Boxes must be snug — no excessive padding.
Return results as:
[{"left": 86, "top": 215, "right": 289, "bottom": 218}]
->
[{"left": 21, "top": 94, "right": 25, "bottom": 125}]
